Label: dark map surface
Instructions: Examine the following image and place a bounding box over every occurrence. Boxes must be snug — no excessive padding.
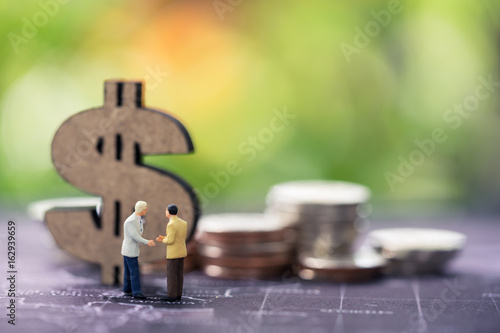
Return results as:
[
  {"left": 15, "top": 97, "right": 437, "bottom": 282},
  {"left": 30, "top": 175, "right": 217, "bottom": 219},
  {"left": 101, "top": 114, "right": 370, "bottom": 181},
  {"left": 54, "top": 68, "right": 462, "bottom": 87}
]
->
[{"left": 1, "top": 212, "right": 499, "bottom": 333}]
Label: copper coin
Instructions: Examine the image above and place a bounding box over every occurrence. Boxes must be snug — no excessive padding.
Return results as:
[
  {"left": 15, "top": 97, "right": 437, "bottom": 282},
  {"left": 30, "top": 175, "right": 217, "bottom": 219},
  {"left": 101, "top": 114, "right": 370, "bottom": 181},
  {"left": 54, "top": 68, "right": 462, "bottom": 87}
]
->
[
  {"left": 197, "top": 242, "right": 294, "bottom": 257},
  {"left": 201, "top": 264, "right": 289, "bottom": 280},
  {"left": 196, "top": 228, "right": 296, "bottom": 245},
  {"left": 197, "top": 214, "right": 290, "bottom": 243},
  {"left": 199, "top": 252, "right": 294, "bottom": 268},
  {"left": 183, "top": 255, "right": 199, "bottom": 273}
]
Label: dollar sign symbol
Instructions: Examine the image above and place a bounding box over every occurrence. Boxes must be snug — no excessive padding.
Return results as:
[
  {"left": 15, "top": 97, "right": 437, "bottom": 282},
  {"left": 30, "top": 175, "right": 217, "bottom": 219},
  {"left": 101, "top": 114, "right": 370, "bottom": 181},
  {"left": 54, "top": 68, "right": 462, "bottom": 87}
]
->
[{"left": 46, "top": 80, "right": 200, "bottom": 285}]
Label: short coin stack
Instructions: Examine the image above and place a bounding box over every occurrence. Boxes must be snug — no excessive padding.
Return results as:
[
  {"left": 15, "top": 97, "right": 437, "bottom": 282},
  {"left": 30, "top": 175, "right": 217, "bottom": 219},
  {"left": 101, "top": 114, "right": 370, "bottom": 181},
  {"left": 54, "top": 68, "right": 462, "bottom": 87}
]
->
[
  {"left": 196, "top": 213, "right": 296, "bottom": 279},
  {"left": 367, "top": 228, "right": 466, "bottom": 275},
  {"left": 266, "top": 180, "right": 386, "bottom": 282}
]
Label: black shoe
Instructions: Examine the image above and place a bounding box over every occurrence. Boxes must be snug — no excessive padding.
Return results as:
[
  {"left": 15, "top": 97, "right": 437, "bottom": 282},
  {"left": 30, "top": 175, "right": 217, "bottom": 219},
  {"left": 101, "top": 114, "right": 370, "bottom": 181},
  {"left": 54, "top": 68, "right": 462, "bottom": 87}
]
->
[
  {"left": 176, "top": 296, "right": 182, "bottom": 301},
  {"left": 123, "top": 292, "right": 133, "bottom": 297},
  {"left": 133, "top": 293, "right": 147, "bottom": 299},
  {"left": 160, "top": 296, "right": 177, "bottom": 302}
]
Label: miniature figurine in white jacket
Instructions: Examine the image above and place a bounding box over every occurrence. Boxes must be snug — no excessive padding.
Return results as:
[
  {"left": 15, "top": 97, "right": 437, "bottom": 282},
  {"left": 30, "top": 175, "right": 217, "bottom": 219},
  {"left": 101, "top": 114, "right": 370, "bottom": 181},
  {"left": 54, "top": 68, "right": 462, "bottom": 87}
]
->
[{"left": 121, "top": 201, "right": 155, "bottom": 299}]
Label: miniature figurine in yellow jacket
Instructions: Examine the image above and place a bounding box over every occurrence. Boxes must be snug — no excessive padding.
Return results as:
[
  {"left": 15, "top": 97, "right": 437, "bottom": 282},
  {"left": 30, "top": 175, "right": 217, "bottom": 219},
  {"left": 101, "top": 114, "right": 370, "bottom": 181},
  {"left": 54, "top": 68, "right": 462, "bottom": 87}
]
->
[
  {"left": 156, "top": 204, "right": 187, "bottom": 301},
  {"left": 161, "top": 215, "right": 187, "bottom": 259}
]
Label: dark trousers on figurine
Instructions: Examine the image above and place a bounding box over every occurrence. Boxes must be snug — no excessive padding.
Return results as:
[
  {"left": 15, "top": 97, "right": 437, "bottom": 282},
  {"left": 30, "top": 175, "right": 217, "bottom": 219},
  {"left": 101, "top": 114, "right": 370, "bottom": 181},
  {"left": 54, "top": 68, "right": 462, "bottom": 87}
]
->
[
  {"left": 123, "top": 256, "right": 142, "bottom": 295},
  {"left": 167, "top": 258, "right": 184, "bottom": 300}
]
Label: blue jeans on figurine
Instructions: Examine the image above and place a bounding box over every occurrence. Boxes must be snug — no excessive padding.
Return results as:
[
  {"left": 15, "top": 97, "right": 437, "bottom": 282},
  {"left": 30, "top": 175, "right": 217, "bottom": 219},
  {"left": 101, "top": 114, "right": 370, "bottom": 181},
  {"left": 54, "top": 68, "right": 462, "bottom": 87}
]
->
[{"left": 123, "top": 256, "right": 142, "bottom": 297}]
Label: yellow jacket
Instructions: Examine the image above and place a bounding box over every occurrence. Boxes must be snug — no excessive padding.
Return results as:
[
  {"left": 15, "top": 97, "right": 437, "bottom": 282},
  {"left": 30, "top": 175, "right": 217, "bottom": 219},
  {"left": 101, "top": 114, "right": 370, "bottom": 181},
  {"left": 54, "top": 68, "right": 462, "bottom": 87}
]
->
[{"left": 162, "top": 215, "right": 187, "bottom": 259}]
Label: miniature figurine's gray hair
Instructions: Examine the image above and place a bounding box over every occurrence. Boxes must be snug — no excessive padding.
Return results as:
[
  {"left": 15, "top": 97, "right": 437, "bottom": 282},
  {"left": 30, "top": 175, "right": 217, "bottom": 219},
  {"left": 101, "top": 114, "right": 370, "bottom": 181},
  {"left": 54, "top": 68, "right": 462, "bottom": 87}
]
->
[{"left": 135, "top": 201, "right": 147, "bottom": 213}]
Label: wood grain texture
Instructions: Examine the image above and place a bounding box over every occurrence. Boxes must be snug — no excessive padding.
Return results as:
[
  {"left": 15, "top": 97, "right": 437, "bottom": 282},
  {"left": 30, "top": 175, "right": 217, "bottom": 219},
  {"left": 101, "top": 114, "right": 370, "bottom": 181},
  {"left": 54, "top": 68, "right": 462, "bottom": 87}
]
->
[{"left": 46, "top": 80, "right": 200, "bottom": 285}]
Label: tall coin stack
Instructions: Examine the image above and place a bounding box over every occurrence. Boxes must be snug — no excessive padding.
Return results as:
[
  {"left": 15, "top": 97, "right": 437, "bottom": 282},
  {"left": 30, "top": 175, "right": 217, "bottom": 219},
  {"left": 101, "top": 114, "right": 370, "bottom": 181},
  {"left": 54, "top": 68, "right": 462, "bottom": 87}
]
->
[
  {"left": 196, "top": 214, "right": 296, "bottom": 279},
  {"left": 266, "top": 180, "right": 386, "bottom": 282}
]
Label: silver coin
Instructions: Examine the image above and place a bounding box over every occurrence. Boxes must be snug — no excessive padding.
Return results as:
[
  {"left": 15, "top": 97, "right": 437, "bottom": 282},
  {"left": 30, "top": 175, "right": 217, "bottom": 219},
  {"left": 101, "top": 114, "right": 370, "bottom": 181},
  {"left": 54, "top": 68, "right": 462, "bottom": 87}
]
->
[
  {"left": 299, "top": 249, "right": 386, "bottom": 268},
  {"left": 298, "top": 249, "right": 386, "bottom": 283},
  {"left": 297, "top": 238, "right": 353, "bottom": 257},
  {"left": 266, "top": 208, "right": 366, "bottom": 228},
  {"left": 367, "top": 228, "right": 466, "bottom": 275},
  {"left": 197, "top": 213, "right": 285, "bottom": 233},
  {"left": 297, "top": 225, "right": 358, "bottom": 255},
  {"left": 266, "top": 204, "right": 363, "bottom": 222},
  {"left": 266, "top": 180, "right": 371, "bottom": 207},
  {"left": 266, "top": 180, "right": 371, "bottom": 262}
]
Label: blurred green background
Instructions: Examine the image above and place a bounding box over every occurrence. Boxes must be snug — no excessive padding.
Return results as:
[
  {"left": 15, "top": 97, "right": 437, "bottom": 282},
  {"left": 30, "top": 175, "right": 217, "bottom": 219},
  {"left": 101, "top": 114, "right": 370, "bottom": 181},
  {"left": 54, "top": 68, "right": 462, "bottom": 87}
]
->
[{"left": 1, "top": 0, "right": 499, "bottom": 216}]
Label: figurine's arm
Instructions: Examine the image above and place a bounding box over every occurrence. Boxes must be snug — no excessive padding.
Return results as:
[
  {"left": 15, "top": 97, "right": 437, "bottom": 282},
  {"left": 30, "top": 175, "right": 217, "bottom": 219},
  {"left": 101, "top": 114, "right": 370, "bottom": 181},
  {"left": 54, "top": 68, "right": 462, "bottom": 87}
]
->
[
  {"left": 163, "top": 223, "right": 176, "bottom": 245},
  {"left": 125, "top": 222, "right": 149, "bottom": 246}
]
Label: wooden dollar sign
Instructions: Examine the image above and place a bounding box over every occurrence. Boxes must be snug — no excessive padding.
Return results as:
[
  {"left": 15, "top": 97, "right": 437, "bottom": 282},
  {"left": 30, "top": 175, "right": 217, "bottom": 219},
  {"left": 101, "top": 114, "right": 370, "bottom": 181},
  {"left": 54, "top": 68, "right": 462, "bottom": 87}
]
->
[{"left": 46, "top": 80, "right": 200, "bottom": 285}]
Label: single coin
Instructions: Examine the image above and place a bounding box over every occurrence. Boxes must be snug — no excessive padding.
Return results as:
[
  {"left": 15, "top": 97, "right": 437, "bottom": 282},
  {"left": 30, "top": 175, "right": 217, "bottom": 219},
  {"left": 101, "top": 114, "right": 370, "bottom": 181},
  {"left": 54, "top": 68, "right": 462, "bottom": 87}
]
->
[
  {"left": 196, "top": 228, "right": 296, "bottom": 246},
  {"left": 266, "top": 180, "right": 370, "bottom": 227},
  {"left": 266, "top": 203, "right": 362, "bottom": 222},
  {"left": 197, "top": 242, "right": 294, "bottom": 257},
  {"left": 367, "top": 228, "right": 466, "bottom": 252},
  {"left": 201, "top": 264, "right": 289, "bottom": 280},
  {"left": 297, "top": 250, "right": 386, "bottom": 283},
  {"left": 295, "top": 220, "right": 360, "bottom": 256},
  {"left": 199, "top": 252, "right": 294, "bottom": 268},
  {"left": 298, "top": 222, "right": 359, "bottom": 238},
  {"left": 297, "top": 241, "right": 353, "bottom": 257},
  {"left": 197, "top": 213, "right": 290, "bottom": 243},
  {"left": 266, "top": 180, "right": 370, "bottom": 207}
]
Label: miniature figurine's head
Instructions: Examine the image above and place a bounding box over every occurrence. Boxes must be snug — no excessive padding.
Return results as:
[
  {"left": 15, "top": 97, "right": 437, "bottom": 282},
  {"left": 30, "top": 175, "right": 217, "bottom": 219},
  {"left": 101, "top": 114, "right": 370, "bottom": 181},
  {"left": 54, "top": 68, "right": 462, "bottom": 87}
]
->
[
  {"left": 166, "top": 204, "right": 178, "bottom": 219},
  {"left": 135, "top": 201, "right": 148, "bottom": 216}
]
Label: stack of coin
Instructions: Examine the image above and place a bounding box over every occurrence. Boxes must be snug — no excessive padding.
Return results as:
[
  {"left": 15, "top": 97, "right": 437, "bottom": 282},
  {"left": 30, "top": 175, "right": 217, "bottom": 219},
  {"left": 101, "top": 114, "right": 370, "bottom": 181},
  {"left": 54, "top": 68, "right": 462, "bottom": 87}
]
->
[
  {"left": 196, "top": 213, "right": 295, "bottom": 279},
  {"left": 266, "top": 180, "right": 386, "bottom": 282},
  {"left": 183, "top": 241, "right": 200, "bottom": 273},
  {"left": 367, "top": 228, "right": 466, "bottom": 275}
]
